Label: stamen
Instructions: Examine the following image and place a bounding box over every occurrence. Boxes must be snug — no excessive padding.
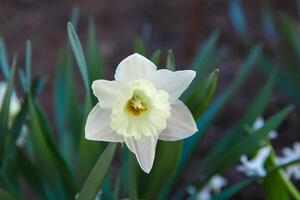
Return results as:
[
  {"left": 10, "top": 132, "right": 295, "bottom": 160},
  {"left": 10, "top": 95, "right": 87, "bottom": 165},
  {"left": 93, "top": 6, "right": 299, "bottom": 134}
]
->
[{"left": 126, "top": 94, "right": 147, "bottom": 116}]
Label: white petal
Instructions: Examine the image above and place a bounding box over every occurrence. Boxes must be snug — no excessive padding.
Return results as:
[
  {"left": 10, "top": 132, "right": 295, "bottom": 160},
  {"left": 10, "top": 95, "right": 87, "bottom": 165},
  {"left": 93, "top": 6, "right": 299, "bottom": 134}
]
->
[
  {"left": 124, "top": 135, "right": 158, "bottom": 173},
  {"left": 150, "top": 69, "right": 196, "bottom": 103},
  {"left": 92, "top": 80, "right": 122, "bottom": 109},
  {"left": 114, "top": 53, "right": 157, "bottom": 81},
  {"left": 85, "top": 104, "right": 123, "bottom": 142},
  {"left": 159, "top": 101, "right": 197, "bottom": 141}
]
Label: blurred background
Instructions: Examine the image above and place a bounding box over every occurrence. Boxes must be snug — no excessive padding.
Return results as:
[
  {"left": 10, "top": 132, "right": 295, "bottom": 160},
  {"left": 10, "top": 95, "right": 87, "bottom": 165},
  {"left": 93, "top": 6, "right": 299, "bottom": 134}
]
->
[{"left": 1, "top": 0, "right": 300, "bottom": 199}]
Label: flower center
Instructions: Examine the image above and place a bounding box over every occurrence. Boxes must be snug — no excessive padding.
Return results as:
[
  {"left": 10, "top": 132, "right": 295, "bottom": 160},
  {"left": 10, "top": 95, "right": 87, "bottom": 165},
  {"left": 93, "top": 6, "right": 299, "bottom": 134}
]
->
[
  {"left": 110, "top": 79, "right": 171, "bottom": 139},
  {"left": 126, "top": 93, "right": 147, "bottom": 116}
]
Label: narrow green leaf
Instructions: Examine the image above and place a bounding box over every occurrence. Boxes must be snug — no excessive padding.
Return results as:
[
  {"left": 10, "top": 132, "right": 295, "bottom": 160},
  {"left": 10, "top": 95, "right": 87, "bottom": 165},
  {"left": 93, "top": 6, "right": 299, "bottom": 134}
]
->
[
  {"left": 186, "top": 68, "right": 219, "bottom": 119},
  {"left": 54, "top": 49, "right": 81, "bottom": 165},
  {"left": 16, "top": 147, "right": 48, "bottom": 199},
  {"left": 0, "top": 38, "right": 10, "bottom": 79},
  {"left": 180, "top": 45, "right": 262, "bottom": 169},
  {"left": 199, "top": 105, "right": 293, "bottom": 186},
  {"left": 28, "top": 97, "right": 76, "bottom": 199},
  {"left": 25, "top": 40, "right": 32, "bottom": 91},
  {"left": 0, "top": 54, "right": 17, "bottom": 166},
  {"left": 69, "top": 6, "right": 80, "bottom": 31},
  {"left": 166, "top": 49, "right": 175, "bottom": 70},
  {"left": 207, "top": 69, "right": 276, "bottom": 164},
  {"left": 87, "top": 17, "right": 103, "bottom": 83},
  {"left": 144, "top": 141, "right": 183, "bottom": 200},
  {"left": 134, "top": 38, "right": 146, "bottom": 55},
  {"left": 263, "top": 149, "right": 289, "bottom": 200},
  {"left": 212, "top": 156, "right": 300, "bottom": 200},
  {"left": 128, "top": 152, "right": 138, "bottom": 200},
  {"left": 229, "top": 0, "right": 248, "bottom": 36},
  {"left": 150, "top": 49, "right": 161, "bottom": 66},
  {"left": 77, "top": 143, "right": 117, "bottom": 200},
  {"left": 67, "top": 22, "right": 91, "bottom": 96}
]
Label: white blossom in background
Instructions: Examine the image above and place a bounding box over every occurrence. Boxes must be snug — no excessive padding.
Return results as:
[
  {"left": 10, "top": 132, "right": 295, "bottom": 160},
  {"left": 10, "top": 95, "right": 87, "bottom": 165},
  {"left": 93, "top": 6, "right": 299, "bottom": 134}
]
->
[
  {"left": 252, "top": 117, "right": 278, "bottom": 139},
  {"left": 277, "top": 142, "right": 300, "bottom": 180},
  {"left": 85, "top": 53, "right": 198, "bottom": 173},
  {"left": 0, "top": 81, "right": 20, "bottom": 117},
  {"left": 186, "top": 175, "right": 227, "bottom": 200},
  {"left": 237, "top": 146, "right": 271, "bottom": 177}
]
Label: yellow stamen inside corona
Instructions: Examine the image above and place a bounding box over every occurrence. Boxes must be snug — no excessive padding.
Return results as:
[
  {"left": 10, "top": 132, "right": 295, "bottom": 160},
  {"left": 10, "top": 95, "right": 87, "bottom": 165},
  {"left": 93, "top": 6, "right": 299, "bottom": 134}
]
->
[{"left": 126, "top": 94, "right": 147, "bottom": 116}]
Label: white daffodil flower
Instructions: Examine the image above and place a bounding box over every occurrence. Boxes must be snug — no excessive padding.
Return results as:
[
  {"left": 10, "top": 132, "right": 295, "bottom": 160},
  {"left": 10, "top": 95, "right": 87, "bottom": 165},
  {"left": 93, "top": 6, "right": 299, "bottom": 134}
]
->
[
  {"left": 187, "top": 175, "right": 227, "bottom": 200},
  {"left": 0, "top": 81, "right": 20, "bottom": 117},
  {"left": 237, "top": 146, "right": 271, "bottom": 177},
  {"left": 85, "top": 53, "right": 198, "bottom": 173},
  {"left": 253, "top": 117, "right": 278, "bottom": 139},
  {"left": 277, "top": 142, "right": 300, "bottom": 180}
]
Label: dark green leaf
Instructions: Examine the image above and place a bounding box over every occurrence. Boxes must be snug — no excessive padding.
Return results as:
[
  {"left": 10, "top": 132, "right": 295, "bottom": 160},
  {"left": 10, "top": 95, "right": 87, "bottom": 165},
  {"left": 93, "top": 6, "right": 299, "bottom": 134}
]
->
[
  {"left": 67, "top": 22, "right": 91, "bottom": 97},
  {"left": 77, "top": 143, "right": 117, "bottom": 200},
  {"left": 86, "top": 17, "right": 103, "bottom": 83},
  {"left": 134, "top": 38, "right": 146, "bottom": 55},
  {"left": 150, "top": 49, "right": 161, "bottom": 66},
  {"left": 166, "top": 49, "right": 175, "bottom": 70},
  {"left": 179, "top": 45, "right": 262, "bottom": 169},
  {"left": 0, "top": 38, "right": 10, "bottom": 79}
]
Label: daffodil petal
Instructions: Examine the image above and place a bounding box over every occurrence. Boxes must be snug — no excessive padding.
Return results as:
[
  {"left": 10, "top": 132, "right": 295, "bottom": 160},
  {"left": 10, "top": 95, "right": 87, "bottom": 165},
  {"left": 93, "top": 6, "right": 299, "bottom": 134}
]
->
[
  {"left": 114, "top": 53, "right": 157, "bottom": 81},
  {"left": 92, "top": 80, "right": 122, "bottom": 109},
  {"left": 159, "top": 101, "right": 198, "bottom": 141},
  {"left": 85, "top": 103, "right": 123, "bottom": 142},
  {"left": 150, "top": 69, "right": 196, "bottom": 103},
  {"left": 124, "top": 135, "right": 158, "bottom": 173}
]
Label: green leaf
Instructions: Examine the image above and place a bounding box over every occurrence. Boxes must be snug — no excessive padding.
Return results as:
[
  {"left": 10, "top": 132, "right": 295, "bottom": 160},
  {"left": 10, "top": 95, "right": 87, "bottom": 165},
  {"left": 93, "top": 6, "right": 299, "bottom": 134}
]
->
[
  {"left": 200, "top": 105, "right": 293, "bottom": 186},
  {"left": 150, "top": 49, "right": 161, "bottom": 66},
  {"left": 229, "top": 0, "right": 248, "bottom": 37},
  {"left": 15, "top": 147, "right": 48, "bottom": 199},
  {"left": 212, "top": 156, "right": 300, "bottom": 200},
  {"left": 78, "top": 98, "right": 104, "bottom": 185},
  {"left": 86, "top": 17, "right": 103, "bottom": 82},
  {"left": 185, "top": 68, "right": 219, "bottom": 119},
  {"left": 0, "top": 187, "right": 21, "bottom": 200},
  {"left": 182, "top": 31, "right": 224, "bottom": 101},
  {"left": 77, "top": 143, "right": 117, "bottom": 200},
  {"left": 263, "top": 149, "right": 289, "bottom": 200},
  {"left": 128, "top": 152, "right": 138, "bottom": 200},
  {"left": 69, "top": 6, "right": 80, "bottom": 31},
  {"left": 134, "top": 38, "right": 146, "bottom": 55},
  {"left": 28, "top": 97, "right": 76, "bottom": 199},
  {"left": 67, "top": 22, "right": 91, "bottom": 97},
  {"left": 207, "top": 69, "right": 276, "bottom": 165},
  {"left": 166, "top": 49, "right": 175, "bottom": 70},
  {"left": 54, "top": 49, "right": 81, "bottom": 164},
  {"left": 278, "top": 15, "right": 300, "bottom": 58},
  {"left": 180, "top": 45, "right": 262, "bottom": 169},
  {"left": 144, "top": 141, "right": 183, "bottom": 200},
  {"left": 0, "top": 54, "right": 17, "bottom": 166},
  {"left": 0, "top": 37, "right": 10, "bottom": 79},
  {"left": 25, "top": 40, "right": 32, "bottom": 91}
]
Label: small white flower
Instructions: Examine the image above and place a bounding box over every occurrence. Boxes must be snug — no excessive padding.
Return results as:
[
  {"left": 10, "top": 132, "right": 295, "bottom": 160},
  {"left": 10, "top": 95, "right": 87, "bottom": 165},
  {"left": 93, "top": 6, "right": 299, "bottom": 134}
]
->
[
  {"left": 0, "top": 81, "right": 20, "bottom": 116},
  {"left": 188, "top": 175, "right": 227, "bottom": 200},
  {"left": 237, "top": 146, "right": 271, "bottom": 177},
  {"left": 186, "top": 185, "right": 196, "bottom": 195},
  {"left": 252, "top": 117, "right": 278, "bottom": 139},
  {"left": 208, "top": 175, "right": 227, "bottom": 193},
  {"left": 16, "top": 126, "right": 29, "bottom": 147},
  {"left": 85, "top": 53, "right": 198, "bottom": 173},
  {"left": 196, "top": 189, "right": 211, "bottom": 200},
  {"left": 277, "top": 142, "right": 300, "bottom": 180}
]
